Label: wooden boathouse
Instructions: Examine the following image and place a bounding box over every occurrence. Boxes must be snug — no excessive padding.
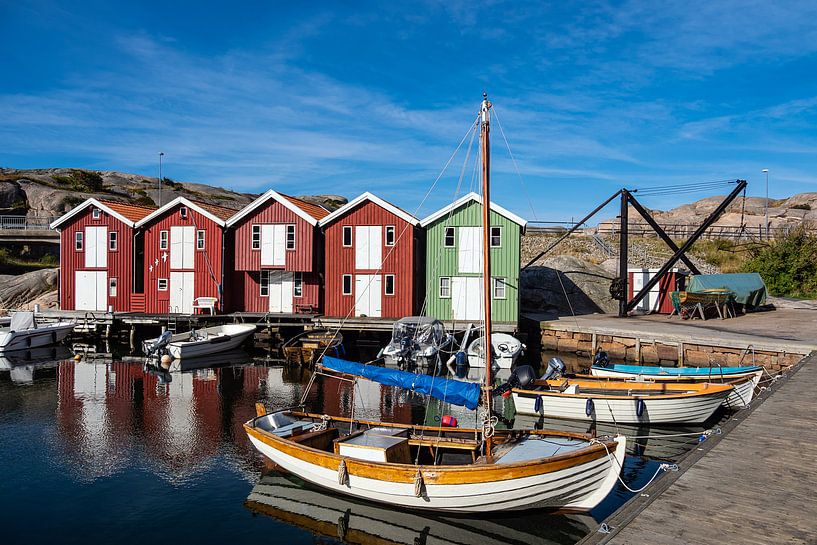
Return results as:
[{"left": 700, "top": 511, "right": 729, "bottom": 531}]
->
[
  {"left": 50, "top": 199, "right": 156, "bottom": 312},
  {"left": 420, "top": 192, "right": 526, "bottom": 323},
  {"left": 134, "top": 197, "right": 235, "bottom": 314},
  {"left": 319, "top": 192, "right": 422, "bottom": 319},
  {"left": 225, "top": 190, "right": 328, "bottom": 314}
]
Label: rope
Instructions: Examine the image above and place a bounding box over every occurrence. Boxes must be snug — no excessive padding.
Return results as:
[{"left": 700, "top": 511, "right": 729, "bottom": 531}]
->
[
  {"left": 592, "top": 438, "right": 678, "bottom": 493},
  {"left": 492, "top": 106, "right": 538, "bottom": 222}
]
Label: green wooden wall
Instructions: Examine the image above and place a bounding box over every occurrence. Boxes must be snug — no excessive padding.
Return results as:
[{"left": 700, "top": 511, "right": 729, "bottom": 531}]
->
[{"left": 424, "top": 200, "right": 522, "bottom": 323}]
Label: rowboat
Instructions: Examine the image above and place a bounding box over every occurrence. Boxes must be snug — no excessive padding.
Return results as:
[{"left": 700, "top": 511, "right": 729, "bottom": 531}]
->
[
  {"left": 282, "top": 328, "right": 343, "bottom": 366},
  {"left": 466, "top": 332, "right": 525, "bottom": 369},
  {"left": 0, "top": 311, "right": 75, "bottom": 352},
  {"left": 143, "top": 323, "right": 257, "bottom": 359},
  {"left": 511, "top": 377, "right": 733, "bottom": 424}
]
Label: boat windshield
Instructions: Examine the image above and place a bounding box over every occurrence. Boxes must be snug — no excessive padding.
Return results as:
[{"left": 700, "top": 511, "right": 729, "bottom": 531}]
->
[{"left": 391, "top": 317, "right": 446, "bottom": 346}]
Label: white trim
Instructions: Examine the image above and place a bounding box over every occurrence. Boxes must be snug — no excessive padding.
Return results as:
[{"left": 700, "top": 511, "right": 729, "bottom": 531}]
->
[
  {"left": 251, "top": 224, "right": 261, "bottom": 250},
  {"left": 196, "top": 229, "right": 206, "bottom": 250},
  {"left": 342, "top": 226, "right": 353, "bottom": 247},
  {"left": 439, "top": 276, "right": 452, "bottom": 299},
  {"left": 342, "top": 274, "right": 353, "bottom": 295},
  {"left": 50, "top": 198, "right": 140, "bottom": 229},
  {"left": 493, "top": 277, "right": 507, "bottom": 300},
  {"left": 490, "top": 225, "right": 502, "bottom": 248},
  {"left": 419, "top": 192, "right": 527, "bottom": 229},
  {"left": 385, "top": 225, "right": 396, "bottom": 246},
  {"left": 135, "top": 196, "right": 227, "bottom": 227},
  {"left": 260, "top": 270, "right": 270, "bottom": 296},
  {"left": 384, "top": 273, "right": 395, "bottom": 296},
  {"left": 225, "top": 189, "right": 327, "bottom": 227},
  {"left": 318, "top": 192, "right": 419, "bottom": 227},
  {"left": 443, "top": 226, "right": 455, "bottom": 247},
  {"left": 157, "top": 278, "right": 168, "bottom": 291}
]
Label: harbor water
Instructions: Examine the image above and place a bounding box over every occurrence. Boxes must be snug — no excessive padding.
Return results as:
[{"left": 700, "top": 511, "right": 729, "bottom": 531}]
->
[{"left": 0, "top": 340, "right": 724, "bottom": 544}]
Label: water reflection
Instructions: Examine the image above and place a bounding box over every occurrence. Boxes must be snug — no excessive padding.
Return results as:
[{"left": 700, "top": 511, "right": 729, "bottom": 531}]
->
[{"left": 0, "top": 345, "right": 70, "bottom": 385}]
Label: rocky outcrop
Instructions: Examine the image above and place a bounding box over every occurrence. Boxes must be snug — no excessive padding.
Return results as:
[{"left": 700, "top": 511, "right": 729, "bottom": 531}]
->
[
  {"left": 521, "top": 255, "right": 617, "bottom": 315},
  {"left": 0, "top": 180, "right": 26, "bottom": 213},
  {"left": 0, "top": 268, "right": 58, "bottom": 310}
]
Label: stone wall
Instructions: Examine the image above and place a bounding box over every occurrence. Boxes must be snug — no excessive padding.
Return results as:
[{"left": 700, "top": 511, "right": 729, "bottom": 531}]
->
[{"left": 540, "top": 327, "right": 803, "bottom": 372}]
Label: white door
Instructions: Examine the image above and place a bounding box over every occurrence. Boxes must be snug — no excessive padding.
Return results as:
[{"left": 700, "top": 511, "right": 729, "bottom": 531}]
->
[
  {"left": 458, "top": 227, "right": 482, "bottom": 273},
  {"left": 268, "top": 271, "right": 294, "bottom": 313},
  {"left": 451, "top": 277, "right": 483, "bottom": 320},
  {"left": 355, "top": 226, "right": 381, "bottom": 269},
  {"left": 355, "top": 274, "right": 382, "bottom": 317},
  {"left": 261, "top": 224, "right": 286, "bottom": 266},
  {"left": 75, "top": 271, "right": 107, "bottom": 311},
  {"left": 170, "top": 226, "right": 195, "bottom": 269},
  {"left": 84, "top": 226, "right": 107, "bottom": 268},
  {"left": 169, "top": 271, "right": 195, "bottom": 314}
]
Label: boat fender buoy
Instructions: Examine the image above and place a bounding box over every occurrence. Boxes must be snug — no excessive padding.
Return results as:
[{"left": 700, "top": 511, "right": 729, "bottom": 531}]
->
[
  {"left": 636, "top": 398, "right": 646, "bottom": 418},
  {"left": 160, "top": 354, "right": 172, "bottom": 368},
  {"left": 338, "top": 459, "right": 348, "bottom": 486},
  {"left": 440, "top": 415, "right": 458, "bottom": 428},
  {"left": 414, "top": 469, "right": 424, "bottom": 497},
  {"left": 534, "top": 395, "right": 543, "bottom": 414},
  {"left": 585, "top": 398, "right": 594, "bottom": 417},
  {"left": 73, "top": 354, "right": 82, "bottom": 362}
]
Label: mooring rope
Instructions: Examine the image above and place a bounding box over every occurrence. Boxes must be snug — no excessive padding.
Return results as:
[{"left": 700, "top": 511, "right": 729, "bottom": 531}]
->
[{"left": 592, "top": 438, "right": 678, "bottom": 493}]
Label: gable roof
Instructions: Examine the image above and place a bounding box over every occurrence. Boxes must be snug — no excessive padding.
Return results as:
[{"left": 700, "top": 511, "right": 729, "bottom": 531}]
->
[
  {"left": 50, "top": 198, "right": 156, "bottom": 229},
  {"left": 225, "top": 189, "right": 329, "bottom": 227},
  {"left": 318, "top": 192, "right": 419, "bottom": 227},
  {"left": 134, "top": 196, "right": 234, "bottom": 227},
  {"left": 419, "top": 192, "right": 527, "bottom": 229}
]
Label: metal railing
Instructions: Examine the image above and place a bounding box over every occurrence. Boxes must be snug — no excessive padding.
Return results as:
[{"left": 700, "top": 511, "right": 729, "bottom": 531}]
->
[
  {"left": 0, "top": 215, "right": 59, "bottom": 230},
  {"left": 596, "top": 221, "right": 813, "bottom": 240}
]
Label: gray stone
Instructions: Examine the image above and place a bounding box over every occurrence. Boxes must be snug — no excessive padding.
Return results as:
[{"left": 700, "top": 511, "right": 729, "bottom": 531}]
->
[{"left": 0, "top": 268, "right": 58, "bottom": 310}]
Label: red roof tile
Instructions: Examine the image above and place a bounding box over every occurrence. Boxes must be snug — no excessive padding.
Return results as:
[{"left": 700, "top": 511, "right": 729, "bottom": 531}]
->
[
  {"left": 190, "top": 200, "right": 239, "bottom": 221},
  {"left": 98, "top": 200, "right": 156, "bottom": 222},
  {"left": 282, "top": 194, "right": 330, "bottom": 220}
]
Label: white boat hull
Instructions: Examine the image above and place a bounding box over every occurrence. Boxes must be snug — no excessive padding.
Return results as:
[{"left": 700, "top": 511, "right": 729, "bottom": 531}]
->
[
  {"left": 0, "top": 322, "right": 75, "bottom": 352},
  {"left": 163, "top": 324, "right": 257, "bottom": 359},
  {"left": 467, "top": 333, "right": 523, "bottom": 369},
  {"left": 512, "top": 389, "right": 730, "bottom": 425}
]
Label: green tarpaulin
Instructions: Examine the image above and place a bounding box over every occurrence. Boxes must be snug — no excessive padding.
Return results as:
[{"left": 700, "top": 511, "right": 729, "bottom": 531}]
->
[{"left": 687, "top": 273, "right": 767, "bottom": 308}]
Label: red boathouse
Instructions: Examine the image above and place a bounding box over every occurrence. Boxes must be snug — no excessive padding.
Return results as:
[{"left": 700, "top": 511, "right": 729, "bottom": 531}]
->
[
  {"left": 135, "top": 197, "right": 235, "bottom": 314},
  {"left": 319, "top": 192, "right": 421, "bottom": 318},
  {"left": 225, "top": 190, "right": 329, "bottom": 314},
  {"left": 50, "top": 198, "right": 156, "bottom": 312}
]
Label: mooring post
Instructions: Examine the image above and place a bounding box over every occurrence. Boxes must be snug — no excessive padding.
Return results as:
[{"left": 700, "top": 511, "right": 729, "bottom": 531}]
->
[
  {"left": 618, "top": 189, "right": 629, "bottom": 317},
  {"left": 129, "top": 326, "right": 136, "bottom": 351},
  {"left": 679, "top": 341, "right": 685, "bottom": 366},
  {"left": 635, "top": 338, "right": 641, "bottom": 363}
]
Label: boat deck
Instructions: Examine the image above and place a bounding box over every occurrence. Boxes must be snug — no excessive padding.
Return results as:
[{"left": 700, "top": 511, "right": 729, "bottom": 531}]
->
[{"left": 582, "top": 351, "right": 817, "bottom": 544}]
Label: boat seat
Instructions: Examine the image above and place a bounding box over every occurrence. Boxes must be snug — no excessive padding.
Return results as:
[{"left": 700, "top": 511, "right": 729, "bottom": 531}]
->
[{"left": 564, "top": 384, "right": 580, "bottom": 395}]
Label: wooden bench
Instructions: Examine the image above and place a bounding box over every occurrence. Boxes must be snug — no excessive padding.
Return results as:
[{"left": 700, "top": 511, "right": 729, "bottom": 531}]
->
[{"left": 295, "top": 303, "right": 318, "bottom": 314}]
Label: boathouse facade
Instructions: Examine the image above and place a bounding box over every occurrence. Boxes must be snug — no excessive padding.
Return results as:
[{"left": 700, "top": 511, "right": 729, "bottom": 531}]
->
[
  {"left": 50, "top": 199, "right": 155, "bottom": 312},
  {"left": 135, "top": 197, "right": 234, "bottom": 314},
  {"left": 420, "top": 192, "right": 526, "bottom": 323},
  {"left": 320, "top": 192, "right": 421, "bottom": 318},
  {"left": 225, "top": 190, "right": 328, "bottom": 313}
]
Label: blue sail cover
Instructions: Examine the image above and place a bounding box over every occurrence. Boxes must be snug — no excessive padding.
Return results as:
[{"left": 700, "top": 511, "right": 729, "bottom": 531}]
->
[{"left": 322, "top": 356, "right": 481, "bottom": 410}]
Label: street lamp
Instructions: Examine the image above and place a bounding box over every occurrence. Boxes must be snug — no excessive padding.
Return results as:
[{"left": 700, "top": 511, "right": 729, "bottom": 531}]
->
[
  {"left": 159, "top": 152, "right": 165, "bottom": 206},
  {"left": 762, "top": 168, "right": 769, "bottom": 239}
]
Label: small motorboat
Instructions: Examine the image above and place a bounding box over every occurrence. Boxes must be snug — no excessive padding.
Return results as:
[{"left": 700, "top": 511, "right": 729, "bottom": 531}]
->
[
  {"left": 0, "top": 345, "right": 72, "bottom": 385},
  {"left": 0, "top": 311, "right": 75, "bottom": 352},
  {"left": 379, "top": 316, "right": 454, "bottom": 368},
  {"left": 466, "top": 332, "right": 525, "bottom": 368},
  {"left": 142, "top": 323, "right": 257, "bottom": 359},
  {"left": 282, "top": 328, "right": 343, "bottom": 366}
]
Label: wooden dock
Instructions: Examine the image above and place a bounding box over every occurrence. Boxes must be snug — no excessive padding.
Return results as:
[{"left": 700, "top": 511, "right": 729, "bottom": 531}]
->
[{"left": 581, "top": 351, "right": 817, "bottom": 545}]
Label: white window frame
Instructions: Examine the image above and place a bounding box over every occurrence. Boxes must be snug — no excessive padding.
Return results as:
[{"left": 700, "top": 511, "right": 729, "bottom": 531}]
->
[
  {"left": 109, "top": 277, "right": 118, "bottom": 297},
  {"left": 109, "top": 231, "right": 118, "bottom": 251},
  {"left": 92, "top": 208, "right": 101, "bottom": 219},
  {"left": 294, "top": 272, "right": 303, "bottom": 297},
  {"left": 490, "top": 226, "right": 502, "bottom": 248},
  {"left": 384, "top": 274, "right": 395, "bottom": 296},
  {"left": 342, "top": 274, "right": 352, "bottom": 295},
  {"left": 493, "top": 277, "right": 507, "bottom": 300},
  {"left": 439, "top": 277, "right": 451, "bottom": 299},
  {"left": 260, "top": 270, "right": 270, "bottom": 296},
  {"left": 159, "top": 230, "right": 169, "bottom": 250},
  {"left": 385, "top": 225, "right": 396, "bottom": 247},
  {"left": 251, "top": 225, "right": 261, "bottom": 250},
  {"left": 286, "top": 224, "right": 296, "bottom": 250},
  {"left": 158, "top": 278, "right": 168, "bottom": 291},
  {"left": 443, "top": 226, "right": 455, "bottom": 248},
  {"left": 342, "top": 226, "right": 353, "bottom": 247},
  {"left": 75, "top": 231, "right": 83, "bottom": 251},
  {"left": 180, "top": 206, "right": 188, "bottom": 218},
  {"left": 197, "top": 229, "right": 206, "bottom": 250}
]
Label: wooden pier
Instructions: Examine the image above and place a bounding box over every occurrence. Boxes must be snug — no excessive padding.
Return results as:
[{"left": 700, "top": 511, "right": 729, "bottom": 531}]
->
[{"left": 581, "top": 351, "right": 817, "bottom": 545}]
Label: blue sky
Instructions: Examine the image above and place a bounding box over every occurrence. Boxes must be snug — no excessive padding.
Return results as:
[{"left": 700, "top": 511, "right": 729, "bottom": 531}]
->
[{"left": 3, "top": 1, "right": 817, "bottom": 221}]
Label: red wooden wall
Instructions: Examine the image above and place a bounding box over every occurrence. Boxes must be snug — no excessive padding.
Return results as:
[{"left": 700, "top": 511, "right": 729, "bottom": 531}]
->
[
  {"left": 229, "top": 271, "right": 321, "bottom": 313},
  {"left": 232, "top": 200, "right": 316, "bottom": 272}
]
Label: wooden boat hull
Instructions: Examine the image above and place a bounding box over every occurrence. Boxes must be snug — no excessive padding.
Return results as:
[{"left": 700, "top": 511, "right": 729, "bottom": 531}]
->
[
  {"left": 166, "top": 324, "right": 256, "bottom": 359},
  {"left": 244, "top": 416, "right": 626, "bottom": 513},
  {"left": 0, "top": 322, "right": 75, "bottom": 352}
]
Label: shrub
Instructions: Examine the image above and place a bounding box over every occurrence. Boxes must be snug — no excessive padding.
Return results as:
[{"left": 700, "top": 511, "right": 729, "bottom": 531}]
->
[
  {"left": 791, "top": 203, "right": 811, "bottom": 211},
  {"left": 51, "top": 170, "right": 105, "bottom": 192},
  {"left": 742, "top": 226, "right": 817, "bottom": 298}
]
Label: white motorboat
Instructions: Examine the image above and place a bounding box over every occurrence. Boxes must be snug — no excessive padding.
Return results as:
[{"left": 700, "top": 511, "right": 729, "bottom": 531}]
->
[
  {"left": 380, "top": 316, "right": 454, "bottom": 368},
  {"left": 0, "top": 311, "right": 75, "bottom": 352},
  {"left": 466, "top": 332, "right": 525, "bottom": 368},
  {"left": 143, "top": 323, "right": 257, "bottom": 359}
]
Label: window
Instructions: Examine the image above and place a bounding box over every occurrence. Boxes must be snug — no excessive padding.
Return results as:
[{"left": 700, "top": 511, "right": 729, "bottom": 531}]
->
[
  {"left": 342, "top": 226, "right": 353, "bottom": 247},
  {"left": 385, "top": 274, "right": 395, "bottom": 296},
  {"left": 342, "top": 274, "right": 352, "bottom": 295},
  {"left": 260, "top": 270, "right": 270, "bottom": 296},
  {"left": 439, "top": 277, "right": 451, "bottom": 298},
  {"left": 92, "top": 208, "right": 101, "bottom": 219},
  {"left": 159, "top": 230, "right": 169, "bottom": 250},
  {"left": 180, "top": 206, "right": 188, "bottom": 218},
  {"left": 444, "top": 227, "right": 455, "bottom": 247},
  {"left": 75, "top": 231, "right": 83, "bottom": 251},
  {"left": 197, "top": 230, "right": 205, "bottom": 250},
  {"left": 158, "top": 278, "right": 168, "bottom": 291},
  {"left": 251, "top": 225, "right": 261, "bottom": 250},
  {"left": 490, "top": 226, "right": 502, "bottom": 248},
  {"left": 109, "top": 277, "right": 118, "bottom": 297},
  {"left": 109, "top": 231, "right": 118, "bottom": 251},
  {"left": 493, "top": 277, "right": 507, "bottom": 299},
  {"left": 286, "top": 224, "right": 296, "bottom": 250},
  {"left": 385, "top": 225, "right": 396, "bottom": 246},
  {"left": 294, "top": 272, "right": 303, "bottom": 297}
]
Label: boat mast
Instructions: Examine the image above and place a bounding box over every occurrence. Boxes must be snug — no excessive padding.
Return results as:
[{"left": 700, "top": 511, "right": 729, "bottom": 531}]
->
[{"left": 480, "top": 92, "right": 494, "bottom": 458}]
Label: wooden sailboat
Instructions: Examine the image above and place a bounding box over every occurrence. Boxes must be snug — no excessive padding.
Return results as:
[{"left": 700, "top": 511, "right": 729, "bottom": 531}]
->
[{"left": 244, "top": 94, "right": 626, "bottom": 513}]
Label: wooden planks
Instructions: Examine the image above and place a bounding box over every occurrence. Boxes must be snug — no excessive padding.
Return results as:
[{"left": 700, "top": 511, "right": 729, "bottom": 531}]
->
[{"left": 597, "top": 353, "right": 817, "bottom": 545}]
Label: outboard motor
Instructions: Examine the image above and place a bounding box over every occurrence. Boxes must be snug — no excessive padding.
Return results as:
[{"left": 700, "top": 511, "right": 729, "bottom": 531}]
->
[
  {"left": 397, "top": 336, "right": 415, "bottom": 366},
  {"left": 493, "top": 365, "right": 537, "bottom": 397},
  {"left": 143, "top": 330, "right": 173, "bottom": 358},
  {"left": 540, "top": 357, "right": 566, "bottom": 381},
  {"left": 593, "top": 350, "right": 610, "bottom": 368}
]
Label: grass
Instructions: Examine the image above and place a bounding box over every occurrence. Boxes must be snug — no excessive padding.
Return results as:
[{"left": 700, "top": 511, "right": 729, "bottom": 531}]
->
[
  {"left": 0, "top": 248, "right": 58, "bottom": 274},
  {"left": 687, "top": 239, "right": 752, "bottom": 273}
]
